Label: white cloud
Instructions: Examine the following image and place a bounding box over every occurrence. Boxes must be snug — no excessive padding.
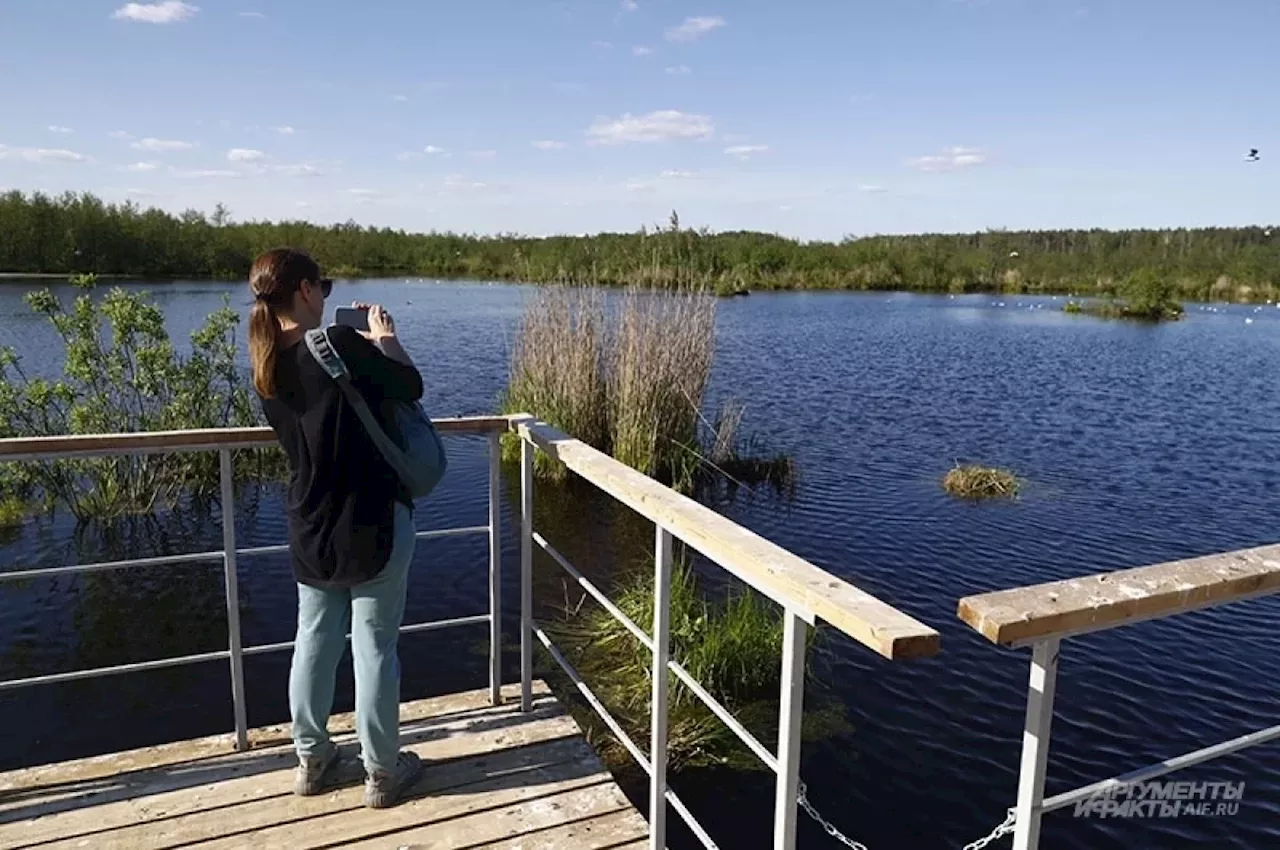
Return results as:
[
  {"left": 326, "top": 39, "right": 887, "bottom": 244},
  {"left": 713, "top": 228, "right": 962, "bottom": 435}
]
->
[
  {"left": 592, "top": 40, "right": 614, "bottom": 50},
  {"left": 133, "top": 137, "right": 195, "bottom": 153},
  {"left": 665, "top": 65, "right": 691, "bottom": 75},
  {"left": 272, "top": 125, "right": 295, "bottom": 135},
  {"left": 348, "top": 189, "right": 382, "bottom": 197},
  {"left": 238, "top": 10, "right": 266, "bottom": 18},
  {"left": 171, "top": 168, "right": 239, "bottom": 178},
  {"left": 108, "top": 130, "right": 134, "bottom": 140},
  {"left": 660, "top": 169, "right": 696, "bottom": 179},
  {"left": 625, "top": 181, "right": 653, "bottom": 192},
  {"left": 469, "top": 150, "right": 498, "bottom": 160},
  {"left": 586, "top": 110, "right": 714, "bottom": 145},
  {"left": 532, "top": 140, "right": 566, "bottom": 150},
  {"left": 227, "top": 148, "right": 267, "bottom": 162},
  {"left": 112, "top": 2, "right": 199, "bottom": 24},
  {"left": 859, "top": 184, "right": 888, "bottom": 193},
  {"left": 725, "top": 144, "right": 770, "bottom": 160},
  {"left": 632, "top": 45, "right": 654, "bottom": 57},
  {"left": 621, "top": 0, "right": 639, "bottom": 10},
  {"left": 0, "top": 146, "right": 91, "bottom": 164},
  {"left": 665, "top": 16, "right": 725, "bottom": 43},
  {"left": 125, "top": 188, "right": 157, "bottom": 198},
  {"left": 273, "top": 163, "right": 322, "bottom": 177},
  {"left": 392, "top": 94, "right": 409, "bottom": 102},
  {"left": 424, "top": 145, "right": 448, "bottom": 155},
  {"left": 123, "top": 161, "right": 160, "bottom": 172},
  {"left": 396, "top": 151, "right": 422, "bottom": 162},
  {"left": 48, "top": 125, "right": 73, "bottom": 135},
  {"left": 907, "top": 146, "right": 987, "bottom": 172}
]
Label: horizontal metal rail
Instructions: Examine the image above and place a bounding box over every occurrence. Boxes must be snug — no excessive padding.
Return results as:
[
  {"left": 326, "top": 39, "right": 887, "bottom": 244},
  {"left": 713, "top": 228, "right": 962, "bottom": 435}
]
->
[
  {"left": 531, "top": 622, "right": 720, "bottom": 850},
  {"left": 534, "top": 531, "right": 781, "bottom": 773},
  {"left": 0, "top": 416, "right": 511, "bottom": 462},
  {"left": 1042, "top": 722, "right": 1280, "bottom": 814},
  {"left": 0, "top": 613, "right": 492, "bottom": 692},
  {"left": 0, "top": 551, "right": 225, "bottom": 582},
  {"left": 1, "top": 525, "right": 489, "bottom": 583}
]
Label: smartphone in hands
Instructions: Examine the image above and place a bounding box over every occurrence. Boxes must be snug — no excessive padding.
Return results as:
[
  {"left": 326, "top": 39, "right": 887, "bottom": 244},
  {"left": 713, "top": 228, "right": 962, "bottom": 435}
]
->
[{"left": 334, "top": 306, "right": 370, "bottom": 333}]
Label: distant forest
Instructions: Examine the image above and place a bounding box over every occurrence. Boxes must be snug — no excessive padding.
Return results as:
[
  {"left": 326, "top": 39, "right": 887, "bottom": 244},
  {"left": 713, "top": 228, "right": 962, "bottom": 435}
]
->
[{"left": 2, "top": 190, "right": 1278, "bottom": 300}]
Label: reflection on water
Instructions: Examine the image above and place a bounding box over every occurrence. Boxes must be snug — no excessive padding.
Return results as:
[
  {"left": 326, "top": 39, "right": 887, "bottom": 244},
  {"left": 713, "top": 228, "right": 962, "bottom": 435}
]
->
[{"left": 3, "top": 282, "right": 1280, "bottom": 848}]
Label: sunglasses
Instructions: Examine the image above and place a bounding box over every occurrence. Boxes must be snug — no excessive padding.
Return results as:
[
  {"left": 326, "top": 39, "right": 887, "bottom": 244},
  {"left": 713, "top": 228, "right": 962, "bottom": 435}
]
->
[{"left": 319, "top": 278, "right": 333, "bottom": 298}]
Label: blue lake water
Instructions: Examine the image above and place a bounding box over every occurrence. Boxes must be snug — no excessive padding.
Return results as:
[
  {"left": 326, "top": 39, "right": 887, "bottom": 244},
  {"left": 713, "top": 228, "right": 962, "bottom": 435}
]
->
[{"left": 2, "top": 279, "right": 1279, "bottom": 849}]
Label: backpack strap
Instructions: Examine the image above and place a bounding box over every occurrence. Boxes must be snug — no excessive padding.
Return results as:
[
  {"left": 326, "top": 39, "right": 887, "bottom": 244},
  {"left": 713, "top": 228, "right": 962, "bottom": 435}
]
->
[{"left": 303, "top": 327, "right": 351, "bottom": 382}]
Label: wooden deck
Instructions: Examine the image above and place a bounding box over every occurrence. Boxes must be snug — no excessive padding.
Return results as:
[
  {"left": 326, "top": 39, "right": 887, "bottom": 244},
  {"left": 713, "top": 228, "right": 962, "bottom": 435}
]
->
[{"left": 0, "top": 682, "right": 649, "bottom": 850}]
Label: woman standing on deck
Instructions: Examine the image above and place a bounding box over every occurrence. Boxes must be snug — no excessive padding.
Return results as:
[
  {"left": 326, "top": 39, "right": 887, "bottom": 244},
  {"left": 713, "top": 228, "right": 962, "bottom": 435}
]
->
[{"left": 248, "top": 247, "right": 424, "bottom": 809}]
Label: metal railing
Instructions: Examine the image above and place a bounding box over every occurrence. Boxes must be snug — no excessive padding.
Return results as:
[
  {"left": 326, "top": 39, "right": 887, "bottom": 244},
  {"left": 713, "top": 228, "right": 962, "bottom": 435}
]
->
[
  {"left": 511, "top": 415, "right": 940, "bottom": 850},
  {"left": 0, "top": 414, "right": 944, "bottom": 849},
  {"left": 957, "top": 544, "right": 1280, "bottom": 849},
  {"left": 0, "top": 416, "right": 510, "bottom": 751}
]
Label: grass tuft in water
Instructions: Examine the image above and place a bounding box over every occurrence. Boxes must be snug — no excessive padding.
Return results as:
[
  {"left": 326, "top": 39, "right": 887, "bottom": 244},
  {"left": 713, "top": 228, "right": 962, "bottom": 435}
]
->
[
  {"left": 547, "top": 555, "right": 845, "bottom": 773},
  {"left": 942, "top": 464, "right": 1021, "bottom": 501}
]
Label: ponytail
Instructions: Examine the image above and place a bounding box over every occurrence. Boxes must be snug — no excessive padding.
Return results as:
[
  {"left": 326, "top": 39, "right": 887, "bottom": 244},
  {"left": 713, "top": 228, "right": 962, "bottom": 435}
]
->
[
  {"left": 247, "top": 247, "right": 323, "bottom": 399},
  {"left": 249, "top": 300, "right": 280, "bottom": 398}
]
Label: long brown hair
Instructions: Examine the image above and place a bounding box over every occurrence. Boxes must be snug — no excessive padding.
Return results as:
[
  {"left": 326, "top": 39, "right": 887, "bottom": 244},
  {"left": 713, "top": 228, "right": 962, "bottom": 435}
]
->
[{"left": 248, "top": 248, "right": 322, "bottom": 398}]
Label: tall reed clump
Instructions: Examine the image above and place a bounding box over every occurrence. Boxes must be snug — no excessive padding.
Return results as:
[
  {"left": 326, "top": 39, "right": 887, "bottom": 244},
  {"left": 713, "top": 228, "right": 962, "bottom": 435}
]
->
[
  {"left": 610, "top": 289, "right": 716, "bottom": 486},
  {"left": 500, "top": 287, "right": 609, "bottom": 478}
]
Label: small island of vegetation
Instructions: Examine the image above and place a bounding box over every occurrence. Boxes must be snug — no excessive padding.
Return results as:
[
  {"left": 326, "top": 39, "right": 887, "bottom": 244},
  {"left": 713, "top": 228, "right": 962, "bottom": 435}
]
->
[
  {"left": 1062, "top": 269, "right": 1186, "bottom": 322},
  {"left": 942, "top": 464, "right": 1021, "bottom": 501}
]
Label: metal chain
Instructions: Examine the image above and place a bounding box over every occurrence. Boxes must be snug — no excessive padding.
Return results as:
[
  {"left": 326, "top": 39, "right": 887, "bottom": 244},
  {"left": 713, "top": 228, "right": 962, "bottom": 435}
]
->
[
  {"left": 797, "top": 780, "right": 871, "bottom": 850},
  {"left": 796, "top": 779, "right": 1017, "bottom": 850},
  {"left": 962, "top": 808, "right": 1017, "bottom": 850}
]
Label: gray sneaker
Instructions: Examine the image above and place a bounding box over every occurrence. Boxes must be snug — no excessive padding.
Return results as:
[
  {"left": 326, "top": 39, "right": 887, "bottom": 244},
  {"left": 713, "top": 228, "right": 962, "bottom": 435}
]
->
[
  {"left": 294, "top": 743, "right": 340, "bottom": 796},
  {"left": 364, "top": 751, "right": 424, "bottom": 809}
]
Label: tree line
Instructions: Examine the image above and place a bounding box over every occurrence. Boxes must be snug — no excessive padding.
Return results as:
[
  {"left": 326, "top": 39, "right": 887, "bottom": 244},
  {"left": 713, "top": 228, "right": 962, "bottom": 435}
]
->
[{"left": 2, "top": 190, "right": 1278, "bottom": 300}]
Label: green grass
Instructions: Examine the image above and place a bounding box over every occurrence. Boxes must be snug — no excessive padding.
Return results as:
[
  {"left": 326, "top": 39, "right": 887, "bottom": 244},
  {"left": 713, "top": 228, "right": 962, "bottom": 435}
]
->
[
  {"left": 942, "top": 464, "right": 1021, "bottom": 501},
  {"left": 547, "top": 557, "right": 844, "bottom": 773}
]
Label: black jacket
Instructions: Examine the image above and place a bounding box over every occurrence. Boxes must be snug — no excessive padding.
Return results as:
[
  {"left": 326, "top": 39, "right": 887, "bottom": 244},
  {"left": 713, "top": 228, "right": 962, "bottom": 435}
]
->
[{"left": 260, "top": 325, "right": 424, "bottom": 588}]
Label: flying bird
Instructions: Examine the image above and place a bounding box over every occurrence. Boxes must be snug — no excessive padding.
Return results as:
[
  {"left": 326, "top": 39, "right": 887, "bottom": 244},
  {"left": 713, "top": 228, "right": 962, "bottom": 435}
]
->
[{"left": 1246, "top": 149, "right": 1260, "bottom": 162}]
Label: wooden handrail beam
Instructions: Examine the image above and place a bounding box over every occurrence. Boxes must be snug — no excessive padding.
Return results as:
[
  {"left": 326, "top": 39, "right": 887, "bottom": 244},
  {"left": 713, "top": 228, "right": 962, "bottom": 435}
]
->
[
  {"left": 959, "top": 544, "right": 1280, "bottom": 646},
  {"left": 0, "top": 416, "right": 512, "bottom": 461},
  {"left": 512, "top": 416, "right": 939, "bottom": 661}
]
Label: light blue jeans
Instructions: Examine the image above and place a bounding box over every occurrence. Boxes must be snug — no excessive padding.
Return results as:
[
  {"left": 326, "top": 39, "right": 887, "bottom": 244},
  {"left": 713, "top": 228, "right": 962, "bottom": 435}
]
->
[{"left": 290, "top": 502, "right": 416, "bottom": 775}]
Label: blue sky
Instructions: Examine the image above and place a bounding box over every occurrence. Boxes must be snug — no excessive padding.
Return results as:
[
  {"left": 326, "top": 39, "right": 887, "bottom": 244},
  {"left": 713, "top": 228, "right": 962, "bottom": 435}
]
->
[{"left": 1, "top": 0, "right": 1276, "bottom": 239}]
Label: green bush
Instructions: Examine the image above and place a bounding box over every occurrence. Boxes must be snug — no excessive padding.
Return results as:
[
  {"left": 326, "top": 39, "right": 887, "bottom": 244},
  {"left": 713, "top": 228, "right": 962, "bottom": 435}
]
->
[{"left": 0, "top": 275, "right": 283, "bottom": 521}]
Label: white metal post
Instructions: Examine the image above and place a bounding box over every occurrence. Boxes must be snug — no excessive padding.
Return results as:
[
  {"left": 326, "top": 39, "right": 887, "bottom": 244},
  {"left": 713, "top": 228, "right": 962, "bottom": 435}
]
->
[
  {"left": 649, "top": 526, "right": 674, "bottom": 850},
  {"left": 218, "top": 450, "right": 249, "bottom": 752},
  {"left": 487, "top": 431, "right": 502, "bottom": 707},
  {"left": 519, "top": 436, "right": 535, "bottom": 712},
  {"left": 1012, "top": 638, "right": 1061, "bottom": 850},
  {"left": 773, "top": 610, "right": 807, "bottom": 850}
]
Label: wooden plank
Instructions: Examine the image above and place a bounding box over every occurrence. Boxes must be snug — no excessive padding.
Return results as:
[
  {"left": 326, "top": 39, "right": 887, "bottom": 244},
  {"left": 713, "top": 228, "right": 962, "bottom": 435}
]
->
[
  {"left": 183, "top": 761, "right": 635, "bottom": 850},
  {"left": 321, "top": 780, "right": 644, "bottom": 850},
  {"left": 478, "top": 811, "right": 649, "bottom": 850},
  {"left": 0, "top": 416, "right": 511, "bottom": 461},
  {"left": 14, "top": 729, "right": 598, "bottom": 849},
  {"left": 0, "top": 684, "right": 550, "bottom": 797},
  {"left": 0, "top": 682, "right": 648, "bottom": 850},
  {"left": 513, "top": 416, "right": 939, "bottom": 661},
  {"left": 1, "top": 699, "right": 578, "bottom": 844},
  {"left": 958, "top": 544, "right": 1280, "bottom": 646}
]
